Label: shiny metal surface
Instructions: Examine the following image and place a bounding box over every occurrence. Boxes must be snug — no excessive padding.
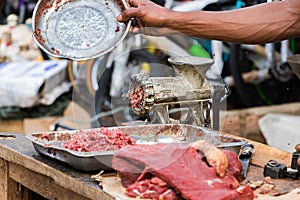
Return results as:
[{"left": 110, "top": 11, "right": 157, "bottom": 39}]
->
[
  {"left": 32, "top": 0, "right": 131, "bottom": 60},
  {"left": 26, "top": 124, "right": 246, "bottom": 171}
]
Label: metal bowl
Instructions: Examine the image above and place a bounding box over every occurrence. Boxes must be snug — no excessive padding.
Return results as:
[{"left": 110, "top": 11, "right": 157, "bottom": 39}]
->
[{"left": 32, "top": 0, "right": 131, "bottom": 61}]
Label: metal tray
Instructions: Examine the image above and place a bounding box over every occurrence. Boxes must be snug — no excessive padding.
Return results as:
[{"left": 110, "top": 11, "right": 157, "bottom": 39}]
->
[
  {"left": 32, "top": 0, "right": 131, "bottom": 60},
  {"left": 26, "top": 124, "right": 246, "bottom": 171}
]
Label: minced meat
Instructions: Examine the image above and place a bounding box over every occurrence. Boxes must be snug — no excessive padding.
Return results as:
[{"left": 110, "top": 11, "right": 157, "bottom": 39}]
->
[{"left": 64, "top": 127, "right": 136, "bottom": 152}]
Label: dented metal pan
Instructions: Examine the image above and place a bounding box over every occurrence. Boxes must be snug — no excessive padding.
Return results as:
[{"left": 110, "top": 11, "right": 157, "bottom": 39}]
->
[{"left": 32, "top": 0, "right": 131, "bottom": 60}]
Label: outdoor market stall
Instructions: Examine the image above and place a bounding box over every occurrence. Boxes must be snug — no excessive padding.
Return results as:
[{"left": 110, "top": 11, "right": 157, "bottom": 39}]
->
[{"left": 0, "top": 129, "right": 299, "bottom": 200}]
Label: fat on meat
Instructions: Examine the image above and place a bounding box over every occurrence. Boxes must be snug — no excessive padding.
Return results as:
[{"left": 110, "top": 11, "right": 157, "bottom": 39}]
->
[{"left": 112, "top": 143, "right": 255, "bottom": 200}]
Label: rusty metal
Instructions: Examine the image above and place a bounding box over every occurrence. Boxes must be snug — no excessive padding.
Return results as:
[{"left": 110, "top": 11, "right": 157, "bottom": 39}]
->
[
  {"left": 32, "top": 0, "right": 131, "bottom": 60},
  {"left": 127, "top": 56, "right": 229, "bottom": 130}
]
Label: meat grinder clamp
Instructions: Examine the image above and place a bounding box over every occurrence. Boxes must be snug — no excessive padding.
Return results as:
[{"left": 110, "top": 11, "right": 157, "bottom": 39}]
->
[{"left": 263, "top": 156, "right": 300, "bottom": 180}]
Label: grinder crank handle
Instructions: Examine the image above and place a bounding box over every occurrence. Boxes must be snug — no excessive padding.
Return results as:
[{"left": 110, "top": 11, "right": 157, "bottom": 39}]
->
[
  {"left": 239, "top": 143, "right": 255, "bottom": 178},
  {"left": 239, "top": 143, "right": 255, "bottom": 159}
]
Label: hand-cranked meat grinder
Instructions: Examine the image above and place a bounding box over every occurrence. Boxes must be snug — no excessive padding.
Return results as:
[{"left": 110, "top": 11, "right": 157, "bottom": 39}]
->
[{"left": 126, "top": 56, "right": 229, "bottom": 130}]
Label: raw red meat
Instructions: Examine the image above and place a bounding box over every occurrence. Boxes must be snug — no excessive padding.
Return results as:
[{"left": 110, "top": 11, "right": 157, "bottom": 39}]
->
[
  {"left": 125, "top": 176, "right": 180, "bottom": 199},
  {"left": 64, "top": 127, "right": 136, "bottom": 152},
  {"left": 223, "top": 150, "right": 244, "bottom": 182},
  {"left": 128, "top": 86, "right": 145, "bottom": 110},
  {"left": 112, "top": 143, "right": 255, "bottom": 200}
]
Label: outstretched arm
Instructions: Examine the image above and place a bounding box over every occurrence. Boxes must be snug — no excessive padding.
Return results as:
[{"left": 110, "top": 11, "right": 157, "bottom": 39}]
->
[{"left": 117, "top": 0, "right": 300, "bottom": 44}]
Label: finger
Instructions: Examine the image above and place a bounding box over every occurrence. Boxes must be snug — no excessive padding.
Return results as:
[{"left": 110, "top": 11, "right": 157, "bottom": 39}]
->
[
  {"left": 128, "top": 0, "right": 140, "bottom": 7},
  {"left": 117, "top": 8, "right": 139, "bottom": 22},
  {"left": 127, "top": 26, "right": 140, "bottom": 34},
  {"left": 129, "top": 26, "right": 135, "bottom": 33},
  {"left": 132, "top": 27, "right": 141, "bottom": 34}
]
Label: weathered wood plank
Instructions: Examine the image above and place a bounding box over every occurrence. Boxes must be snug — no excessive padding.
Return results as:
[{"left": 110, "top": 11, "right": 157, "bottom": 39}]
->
[
  {"left": 9, "top": 162, "right": 90, "bottom": 200},
  {"left": 225, "top": 134, "right": 292, "bottom": 167},
  {"left": 250, "top": 141, "right": 292, "bottom": 167},
  {"left": 0, "top": 158, "right": 26, "bottom": 200},
  {"left": 0, "top": 133, "right": 114, "bottom": 200},
  {"left": 8, "top": 182, "right": 29, "bottom": 200},
  {"left": 0, "top": 158, "right": 9, "bottom": 200},
  {"left": 19, "top": 186, "right": 30, "bottom": 200}
]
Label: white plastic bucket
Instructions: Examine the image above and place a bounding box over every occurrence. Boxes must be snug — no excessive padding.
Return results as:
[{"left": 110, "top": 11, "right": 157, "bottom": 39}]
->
[{"left": 258, "top": 113, "right": 300, "bottom": 152}]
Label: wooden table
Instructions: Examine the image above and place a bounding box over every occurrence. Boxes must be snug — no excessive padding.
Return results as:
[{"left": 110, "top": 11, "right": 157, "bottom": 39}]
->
[
  {"left": 0, "top": 132, "right": 115, "bottom": 200},
  {"left": 0, "top": 132, "right": 299, "bottom": 200}
]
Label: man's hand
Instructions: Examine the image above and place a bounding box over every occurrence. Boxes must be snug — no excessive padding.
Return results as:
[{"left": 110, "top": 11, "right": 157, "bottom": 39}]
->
[{"left": 117, "top": 0, "right": 174, "bottom": 35}]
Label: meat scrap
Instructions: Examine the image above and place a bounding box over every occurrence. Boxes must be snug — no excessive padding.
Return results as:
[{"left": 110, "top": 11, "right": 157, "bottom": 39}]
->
[
  {"left": 127, "top": 86, "right": 145, "bottom": 111},
  {"left": 247, "top": 177, "right": 276, "bottom": 195},
  {"left": 190, "top": 140, "right": 229, "bottom": 178},
  {"left": 64, "top": 127, "right": 136, "bottom": 152},
  {"left": 126, "top": 175, "right": 180, "bottom": 199},
  {"left": 112, "top": 142, "right": 255, "bottom": 200}
]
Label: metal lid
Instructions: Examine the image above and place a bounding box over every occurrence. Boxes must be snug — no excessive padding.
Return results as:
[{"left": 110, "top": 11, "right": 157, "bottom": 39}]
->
[{"left": 32, "top": 0, "right": 131, "bottom": 60}]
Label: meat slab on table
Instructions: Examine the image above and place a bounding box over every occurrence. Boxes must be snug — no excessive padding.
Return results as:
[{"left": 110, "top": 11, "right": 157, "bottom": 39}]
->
[{"left": 112, "top": 142, "right": 255, "bottom": 200}]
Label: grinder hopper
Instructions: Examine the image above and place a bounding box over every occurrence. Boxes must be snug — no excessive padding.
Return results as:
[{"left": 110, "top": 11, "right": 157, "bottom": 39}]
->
[{"left": 167, "top": 56, "right": 214, "bottom": 89}]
